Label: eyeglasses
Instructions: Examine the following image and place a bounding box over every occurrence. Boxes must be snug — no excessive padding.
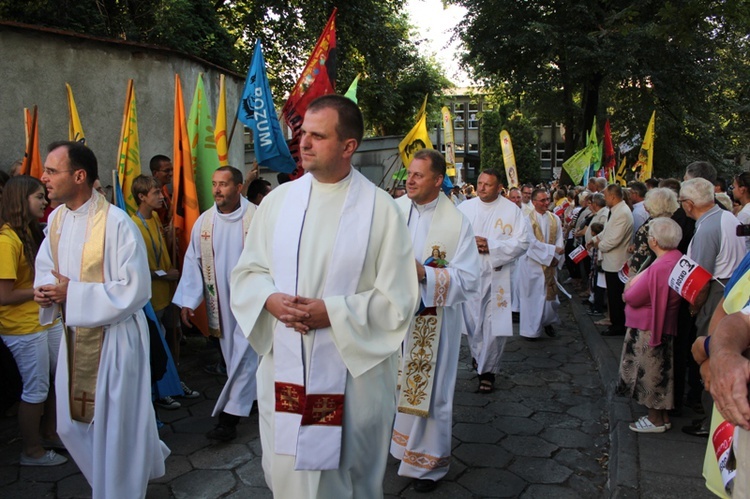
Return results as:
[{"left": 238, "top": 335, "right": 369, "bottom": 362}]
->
[
  {"left": 677, "top": 198, "right": 692, "bottom": 204},
  {"left": 42, "top": 167, "right": 75, "bottom": 176}
]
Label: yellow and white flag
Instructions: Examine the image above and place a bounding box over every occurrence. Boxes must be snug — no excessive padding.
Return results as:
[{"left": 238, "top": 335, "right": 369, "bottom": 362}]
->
[
  {"left": 500, "top": 130, "right": 519, "bottom": 188},
  {"left": 632, "top": 111, "right": 655, "bottom": 181},
  {"left": 441, "top": 106, "right": 456, "bottom": 177},
  {"left": 65, "top": 83, "right": 86, "bottom": 144},
  {"left": 116, "top": 79, "right": 142, "bottom": 216},
  {"left": 398, "top": 95, "right": 433, "bottom": 169}
]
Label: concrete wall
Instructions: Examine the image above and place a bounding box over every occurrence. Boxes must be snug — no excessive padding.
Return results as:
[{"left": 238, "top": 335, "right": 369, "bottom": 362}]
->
[{"left": 0, "top": 23, "right": 247, "bottom": 184}]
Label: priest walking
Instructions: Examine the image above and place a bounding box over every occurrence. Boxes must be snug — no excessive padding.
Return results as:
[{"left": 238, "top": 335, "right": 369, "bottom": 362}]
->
[
  {"left": 173, "top": 166, "right": 258, "bottom": 441},
  {"left": 458, "top": 169, "right": 529, "bottom": 393},
  {"left": 230, "top": 95, "right": 419, "bottom": 498},
  {"left": 390, "top": 149, "right": 480, "bottom": 492}
]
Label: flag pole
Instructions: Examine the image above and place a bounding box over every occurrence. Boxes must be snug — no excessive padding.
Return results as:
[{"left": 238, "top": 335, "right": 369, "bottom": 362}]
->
[{"left": 377, "top": 153, "right": 402, "bottom": 189}]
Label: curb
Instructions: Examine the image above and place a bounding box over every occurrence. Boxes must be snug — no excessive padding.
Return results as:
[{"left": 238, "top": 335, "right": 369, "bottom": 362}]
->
[{"left": 567, "top": 291, "right": 640, "bottom": 498}]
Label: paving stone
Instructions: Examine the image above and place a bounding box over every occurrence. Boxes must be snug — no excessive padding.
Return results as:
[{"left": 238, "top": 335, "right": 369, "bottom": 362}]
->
[
  {"left": 571, "top": 374, "right": 601, "bottom": 389},
  {"left": 152, "top": 455, "right": 192, "bottom": 484},
  {"left": 531, "top": 411, "right": 582, "bottom": 429},
  {"left": 186, "top": 399, "right": 219, "bottom": 418},
  {"left": 568, "top": 472, "right": 608, "bottom": 497},
  {"left": 443, "top": 457, "right": 467, "bottom": 481},
  {"left": 510, "top": 373, "right": 547, "bottom": 387},
  {"left": 539, "top": 369, "right": 571, "bottom": 383},
  {"left": 640, "top": 471, "right": 713, "bottom": 498},
  {"left": 524, "top": 357, "right": 563, "bottom": 370},
  {"left": 639, "top": 436, "right": 708, "bottom": 478},
  {"left": 509, "top": 457, "right": 572, "bottom": 484},
  {"left": 553, "top": 448, "right": 606, "bottom": 475},
  {"left": 458, "top": 468, "right": 526, "bottom": 497},
  {"left": 501, "top": 435, "right": 558, "bottom": 457},
  {"left": 486, "top": 401, "right": 533, "bottom": 418},
  {"left": 236, "top": 455, "right": 266, "bottom": 487},
  {"left": 540, "top": 428, "right": 594, "bottom": 449},
  {"left": 400, "top": 480, "right": 473, "bottom": 498},
  {"left": 520, "top": 484, "right": 582, "bottom": 499},
  {"left": 155, "top": 406, "right": 191, "bottom": 423},
  {"left": 491, "top": 416, "right": 544, "bottom": 436},
  {"left": 452, "top": 422, "right": 504, "bottom": 444},
  {"left": 189, "top": 443, "right": 253, "bottom": 470},
  {"left": 160, "top": 429, "right": 212, "bottom": 455},
  {"left": 0, "top": 464, "right": 17, "bottom": 486},
  {"left": 144, "top": 483, "right": 172, "bottom": 499},
  {"left": 57, "top": 473, "right": 91, "bottom": 498},
  {"left": 518, "top": 396, "right": 569, "bottom": 413},
  {"left": 383, "top": 458, "right": 412, "bottom": 495},
  {"left": 453, "top": 405, "right": 495, "bottom": 424},
  {"left": 224, "top": 486, "right": 273, "bottom": 499},
  {"left": 452, "top": 443, "right": 512, "bottom": 468},
  {"left": 500, "top": 351, "right": 528, "bottom": 362},
  {"left": 566, "top": 401, "right": 604, "bottom": 421},
  {"left": 171, "top": 469, "right": 236, "bottom": 499},
  {"left": 453, "top": 391, "right": 492, "bottom": 407},
  {"left": 18, "top": 457, "right": 79, "bottom": 482},
  {"left": 560, "top": 363, "right": 594, "bottom": 375}
]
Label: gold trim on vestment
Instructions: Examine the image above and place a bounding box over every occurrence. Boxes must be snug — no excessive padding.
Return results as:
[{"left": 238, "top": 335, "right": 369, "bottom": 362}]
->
[
  {"left": 402, "top": 448, "right": 451, "bottom": 470},
  {"left": 397, "top": 312, "right": 441, "bottom": 418},
  {"left": 50, "top": 192, "right": 109, "bottom": 424},
  {"left": 529, "top": 210, "right": 559, "bottom": 301}
]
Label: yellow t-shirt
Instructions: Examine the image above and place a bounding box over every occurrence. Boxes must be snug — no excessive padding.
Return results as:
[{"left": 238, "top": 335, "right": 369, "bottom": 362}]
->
[
  {"left": 131, "top": 212, "right": 173, "bottom": 312},
  {"left": 0, "top": 225, "right": 46, "bottom": 335}
]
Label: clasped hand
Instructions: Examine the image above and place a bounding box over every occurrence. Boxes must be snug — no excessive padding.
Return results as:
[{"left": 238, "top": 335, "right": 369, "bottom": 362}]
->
[
  {"left": 33, "top": 270, "right": 69, "bottom": 308},
  {"left": 265, "top": 293, "right": 330, "bottom": 334}
]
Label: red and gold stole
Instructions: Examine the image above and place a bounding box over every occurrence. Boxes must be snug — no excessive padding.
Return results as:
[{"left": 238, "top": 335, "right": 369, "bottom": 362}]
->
[{"left": 529, "top": 210, "right": 559, "bottom": 301}]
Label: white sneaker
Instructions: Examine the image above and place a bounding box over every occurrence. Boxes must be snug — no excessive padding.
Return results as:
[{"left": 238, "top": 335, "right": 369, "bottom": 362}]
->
[
  {"left": 156, "top": 396, "right": 181, "bottom": 410},
  {"left": 20, "top": 450, "right": 68, "bottom": 467}
]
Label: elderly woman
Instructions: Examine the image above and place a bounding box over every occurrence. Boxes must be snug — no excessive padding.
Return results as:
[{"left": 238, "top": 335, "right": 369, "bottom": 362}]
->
[
  {"left": 617, "top": 217, "right": 683, "bottom": 432},
  {"left": 628, "top": 187, "right": 680, "bottom": 273}
]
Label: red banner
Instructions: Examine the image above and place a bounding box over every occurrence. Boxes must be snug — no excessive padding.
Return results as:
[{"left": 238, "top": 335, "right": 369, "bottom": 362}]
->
[
  {"left": 281, "top": 9, "right": 337, "bottom": 179},
  {"left": 668, "top": 255, "right": 712, "bottom": 305}
]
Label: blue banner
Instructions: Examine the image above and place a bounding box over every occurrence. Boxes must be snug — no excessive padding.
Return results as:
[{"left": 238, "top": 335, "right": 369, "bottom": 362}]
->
[{"left": 239, "top": 39, "right": 296, "bottom": 174}]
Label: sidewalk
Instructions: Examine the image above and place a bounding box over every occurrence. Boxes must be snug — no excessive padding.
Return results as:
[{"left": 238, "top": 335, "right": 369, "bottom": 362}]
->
[{"left": 568, "top": 288, "right": 715, "bottom": 498}]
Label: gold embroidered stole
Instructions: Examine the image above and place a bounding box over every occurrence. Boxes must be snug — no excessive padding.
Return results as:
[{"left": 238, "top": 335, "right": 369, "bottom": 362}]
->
[
  {"left": 49, "top": 192, "right": 109, "bottom": 424},
  {"left": 529, "top": 211, "right": 559, "bottom": 301},
  {"left": 199, "top": 203, "right": 255, "bottom": 337},
  {"left": 396, "top": 194, "right": 462, "bottom": 417}
]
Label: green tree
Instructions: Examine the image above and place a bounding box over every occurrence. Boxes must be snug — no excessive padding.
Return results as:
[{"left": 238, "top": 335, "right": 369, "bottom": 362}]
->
[{"left": 481, "top": 110, "right": 540, "bottom": 185}]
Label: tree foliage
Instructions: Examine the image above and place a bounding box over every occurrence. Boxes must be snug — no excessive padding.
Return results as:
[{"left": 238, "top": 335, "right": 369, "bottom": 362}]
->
[
  {"left": 1, "top": 0, "right": 450, "bottom": 137},
  {"left": 480, "top": 110, "right": 540, "bottom": 185},
  {"left": 456, "top": 0, "right": 750, "bottom": 177}
]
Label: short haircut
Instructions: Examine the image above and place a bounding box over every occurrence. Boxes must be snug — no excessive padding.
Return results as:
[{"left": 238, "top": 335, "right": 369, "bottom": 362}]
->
[
  {"left": 307, "top": 94, "right": 364, "bottom": 146},
  {"left": 590, "top": 222, "right": 605, "bottom": 235},
  {"left": 680, "top": 178, "right": 715, "bottom": 207},
  {"left": 643, "top": 187, "right": 679, "bottom": 218},
  {"left": 605, "top": 184, "right": 623, "bottom": 199},
  {"left": 735, "top": 172, "right": 750, "bottom": 189},
  {"left": 47, "top": 140, "right": 98, "bottom": 186},
  {"left": 149, "top": 155, "right": 171, "bottom": 173},
  {"left": 215, "top": 165, "right": 243, "bottom": 185},
  {"left": 521, "top": 183, "right": 534, "bottom": 192},
  {"left": 247, "top": 178, "right": 271, "bottom": 202},
  {"left": 658, "top": 178, "right": 681, "bottom": 195},
  {"left": 685, "top": 161, "right": 717, "bottom": 183},
  {"left": 594, "top": 178, "right": 607, "bottom": 190},
  {"left": 628, "top": 181, "right": 647, "bottom": 200},
  {"left": 645, "top": 178, "right": 660, "bottom": 189},
  {"left": 590, "top": 193, "right": 606, "bottom": 208},
  {"left": 648, "top": 217, "right": 683, "bottom": 250},
  {"left": 479, "top": 169, "right": 503, "bottom": 184},
  {"left": 715, "top": 177, "right": 727, "bottom": 192},
  {"left": 413, "top": 149, "right": 446, "bottom": 178},
  {"left": 531, "top": 188, "right": 548, "bottom": 201},
  {"left": 509, "top": 187, "right": 521, "bottom": 194},
  {"left": 131, "top": 175, "right": 160, "bottom": 205}
]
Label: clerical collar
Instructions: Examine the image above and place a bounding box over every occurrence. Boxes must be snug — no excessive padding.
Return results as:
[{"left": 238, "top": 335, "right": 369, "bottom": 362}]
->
[
  {"left": 214, "top": 197, "right": 247, "bottom": 222},
  {"left": 411, "top": 195, "right": 439, "bottom": 214},
  {"left": 69, "top": 191, "right": 97, "bottom": 215}
]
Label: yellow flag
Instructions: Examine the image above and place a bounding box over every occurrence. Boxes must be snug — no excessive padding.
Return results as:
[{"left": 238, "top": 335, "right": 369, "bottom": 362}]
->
[
  {"left": 399, "top": 95, "right": 433, "bottom": 169},
  {"left": 214, "top": 74, "right": 229, "bottom": 166},
  {"left": 65, "top": 83, "right": 86, "bottom": 144},
  {"left": 632, "top": 111, "right": 655, "bottom": 181},
  {"left": 116, "top": 79, "right": 142, "bottom": 216},
  {"left": 615, "top": 157, "right": 628, "bottom": 186},
  {"left": 441, "top": 106, "right": 456, "bottom": 177},
  {"left": 500, "top": 130, "right": 520, "bottom": 188}
]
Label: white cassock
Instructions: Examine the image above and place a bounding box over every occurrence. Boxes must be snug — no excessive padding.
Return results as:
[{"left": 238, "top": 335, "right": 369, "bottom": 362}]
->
[
  {"left": 518, "top": 211, "right": 564, "bottom": 338},
  {"left": 229, "top": 171, "right": 419, "bottom": 498},
  {"left": 173, "top": 198, "right": 258, "bottom": 417},
  {"left": 458, "top": 196, "right": 529, "bottom": 373},
  {"left": 390, "top": 194, "right": 480, "bottom": 481},
  {"left": 35, "top": 195, "right": 169, "bottom": 499}
]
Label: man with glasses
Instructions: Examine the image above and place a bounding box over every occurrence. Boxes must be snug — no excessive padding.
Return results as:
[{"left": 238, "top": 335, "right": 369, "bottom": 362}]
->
[
  {"left": 34, "top": 141, "right": 169, "bottom": 497},
  {"left": 518, "top": 189, "right": 564, "bottom": 340},
  {"left": 520, "top": 184, "right": 534, "bottom": 214}
]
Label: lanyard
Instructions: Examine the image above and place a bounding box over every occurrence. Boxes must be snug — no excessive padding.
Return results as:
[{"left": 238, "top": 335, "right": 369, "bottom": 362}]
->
[{"left": 136, "top": 212, "right": 163, "bottom": 266}]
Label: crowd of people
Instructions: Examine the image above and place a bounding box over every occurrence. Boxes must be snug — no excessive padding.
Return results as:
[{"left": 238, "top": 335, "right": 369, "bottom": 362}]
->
[{"left": 1, "top": 94, "right": 750, "bottom": 498}]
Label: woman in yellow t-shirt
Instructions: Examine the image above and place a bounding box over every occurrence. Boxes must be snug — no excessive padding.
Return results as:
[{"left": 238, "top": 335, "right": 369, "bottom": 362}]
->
[{"left": 0, "top": 176, "right": 67, "bottom": 467}]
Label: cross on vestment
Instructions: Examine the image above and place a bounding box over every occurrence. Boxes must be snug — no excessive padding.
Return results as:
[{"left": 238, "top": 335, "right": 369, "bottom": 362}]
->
[
  {"left": 200, "top": 231, "right": 211, "bottom": 241},
  {"left": 74, "top": 391, "right": 95, "bottom": 419},
  {"left": 311, "top": 396, "right": 339, "bottom": 424}
]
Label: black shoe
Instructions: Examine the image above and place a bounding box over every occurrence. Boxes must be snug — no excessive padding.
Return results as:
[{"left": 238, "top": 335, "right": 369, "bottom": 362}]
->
[
  {"left": 602, "top": 328, "right": 625, "bottom": 336},
  {"left": 512, "top": 312, "right": 520, "bottom": 323},
  {"left": 523, "top": 336, "right": 537, "bottom": 342},
  {"left": 682, "top": 421, "right": 709, "bottom": 437},
  {"left": 250, "top": 401, "right": 259, "bottom": 415},
  {"left": 206, "top": 424, "right": 237, "bottom": 441},
  {"left": 685, "top": 399, "right": 705, "bottom": 415},
  {"left": 544, "top": 325, "right": 556, "bottom": 337},
  {"left": 413, "top": 479, "right": 438, "bottom": 493}
]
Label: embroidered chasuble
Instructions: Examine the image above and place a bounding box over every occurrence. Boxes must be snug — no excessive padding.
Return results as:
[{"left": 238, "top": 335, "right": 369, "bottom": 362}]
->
[
  {"left": 49, "top": 191, "right": 109, "bottom": 423},
  {"left": 230, "top": 169, "right": 420, "bottom": 498},
  {"left": 529, "top": 211, "right": 560, "bottom": 301}
]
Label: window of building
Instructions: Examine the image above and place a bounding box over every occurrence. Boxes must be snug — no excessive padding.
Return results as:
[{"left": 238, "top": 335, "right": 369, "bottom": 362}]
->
[
  {"left": 455, "top": 143, "right": 465, "bottom": 152},
  {"left": 454, "top": 116, "right": 465, "bottom": 130},
  {"left": 468, "top": 102, "right": 479, "bottom": 112},
  {"left": 454, "top": 102, "right": 465, "bottom": 113},
  {"left": 468, "top": 113, "right": 479, "bottom": 129},
  {"left": 468, "top": 143, "right": 479, "bottom": 152}
]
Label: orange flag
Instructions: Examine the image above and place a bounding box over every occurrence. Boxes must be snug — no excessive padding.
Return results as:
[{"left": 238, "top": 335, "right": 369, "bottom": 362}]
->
[
  {"left": 281, "top": 9, "right": 337, "bottom": 179},
  {"left": 22, "top": 106, "right": 43, "bottom": 179}
]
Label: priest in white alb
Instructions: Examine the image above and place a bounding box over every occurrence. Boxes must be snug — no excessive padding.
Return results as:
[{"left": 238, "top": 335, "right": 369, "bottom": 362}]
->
[
  {"left": 518, "top": 188, "right": 565, "bottom": 340},
  {"left": 390, "top": 149, "right": 480, "bottom": 493},
  {"left": 229, "top": 95, "right": 419, "bottom": 498},
  {"left": 173, "top": 166, "right": 258, "bottom": 441},
  {"left": 458, "top": 169, "right": 529, "bottom": 393},
  {"left": 34, "top": 141, "right": 169, "bottom": 498}
]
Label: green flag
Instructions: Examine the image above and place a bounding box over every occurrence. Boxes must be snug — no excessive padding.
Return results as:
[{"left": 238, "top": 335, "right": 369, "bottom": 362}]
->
[
  {"left": 344, "top": 74, "right": 360, "bottom": 104},
  {"left": 188, "top": 74, "right": 221, "bottom": 211}
]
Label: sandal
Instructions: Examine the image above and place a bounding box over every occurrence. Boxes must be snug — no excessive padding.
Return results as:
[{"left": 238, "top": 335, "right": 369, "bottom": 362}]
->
[
  {"left": 594, "top": 319, "right": 612, "bottom": 326},
  {"left": 629, "top": 415, "right": 666, "bottom": 433},
  {"left": 471, "top": 358, "right": 478, "bottom": 371},
  {"left": 477, "top": 379, "right": 494, "bottom": 394}
]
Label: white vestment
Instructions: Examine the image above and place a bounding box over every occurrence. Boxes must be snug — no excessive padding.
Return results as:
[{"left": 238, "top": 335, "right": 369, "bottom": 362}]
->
[
  {"left": 35, "top": 194, "right": 169, "bottom": 499},
  {"left": 390, "top": 194, "right": 480, "bottom": 481},
  {"left": 229, "top": 171, "right": 419, "bottom": 498},
  {"left": 458, "top": 197, "right": 529, "bottom": 373},
  {"left": 518, "top": 211, "right": 564, "bottom": 338},
  {"left": 173, "top": 197, "right": 258, "bottom": 417}
]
